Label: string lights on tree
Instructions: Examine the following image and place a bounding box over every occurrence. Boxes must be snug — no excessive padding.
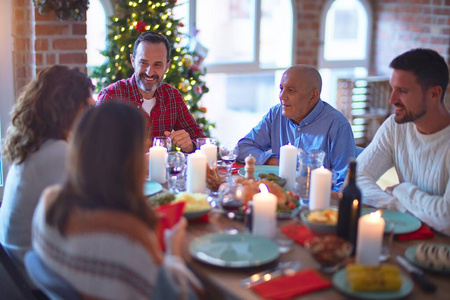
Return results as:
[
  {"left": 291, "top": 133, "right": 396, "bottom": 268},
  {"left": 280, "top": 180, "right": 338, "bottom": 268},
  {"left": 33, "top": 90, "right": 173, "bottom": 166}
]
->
[{"left": 91, "top": 0, "right": 214, "bottom": 136}]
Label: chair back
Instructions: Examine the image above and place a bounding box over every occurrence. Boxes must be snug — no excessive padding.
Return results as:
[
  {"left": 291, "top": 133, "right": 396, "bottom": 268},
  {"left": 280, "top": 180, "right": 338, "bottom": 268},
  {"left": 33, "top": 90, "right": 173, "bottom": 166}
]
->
[
  {"left": 0, "top": 243, "right": 38, "bottom": 299},
  {"left": 24, "top": 250, "right": 81, "bottom": 300}
]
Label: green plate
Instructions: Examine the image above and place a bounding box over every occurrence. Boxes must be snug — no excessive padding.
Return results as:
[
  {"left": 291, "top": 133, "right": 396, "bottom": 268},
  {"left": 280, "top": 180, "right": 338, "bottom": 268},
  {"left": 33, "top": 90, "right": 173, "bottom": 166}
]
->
[
  {"left": 361, "top": 208, "right": 421, "bottom": 234},
  {"left": 405, "top": 244, "right": 450, "bottom": 273},
  {"left": 333, "top": 268, "right": 413, "bottom": 299},
  {"left": 238, "top": 165, "right": 279, "bottom": 178},
  {"left": 144, "top": 180, "right": 162, "bottom": 196},
  {"left": 189, "top": 233, "right": 279, "bottom": 268}
]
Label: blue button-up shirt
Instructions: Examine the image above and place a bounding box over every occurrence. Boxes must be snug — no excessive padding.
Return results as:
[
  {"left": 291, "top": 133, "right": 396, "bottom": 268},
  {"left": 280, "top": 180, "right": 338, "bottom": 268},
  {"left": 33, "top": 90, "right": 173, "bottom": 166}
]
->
[{"left": 236, "top": 100, "right": 356, "bottom": 189}]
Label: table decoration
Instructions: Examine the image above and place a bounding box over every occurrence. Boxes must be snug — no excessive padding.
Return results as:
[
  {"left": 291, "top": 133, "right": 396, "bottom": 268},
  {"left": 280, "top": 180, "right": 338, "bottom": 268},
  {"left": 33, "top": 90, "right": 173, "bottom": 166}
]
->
[
  {"left": 251, "top": 269, "right": 331, "bottom": 300},
  {"left": 279, "top": 223, "right": 316, "bottom": 246},
  {"left": 279, "top": 143, "right": 297, "bottom": 190},
  {"left": 356, "top": 210, "right": 385, "bottom": 265},
  {"left": 309, "top": 167, "right": 332, "bottom": 210},
  {"left": 252, "top": 184, "right": 277, "bottom": 239},
  {"left": 149, "top": 146, "right": 167, "bottom": 184},
  {"left": 186, "top": 152, "right": 207, "bottom": 193}
]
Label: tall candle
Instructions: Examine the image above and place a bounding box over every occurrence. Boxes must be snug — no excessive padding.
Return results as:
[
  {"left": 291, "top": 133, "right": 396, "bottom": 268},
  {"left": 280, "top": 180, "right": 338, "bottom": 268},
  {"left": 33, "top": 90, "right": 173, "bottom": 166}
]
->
[
  {"left": 149, "top": 146, "right": 167, "bottom": 184},
  {"left": 186, "top": 152, "right": 207, "bottom": 193},
  {"left": 200, "top": 143, "right": 217, "bottom": 167},
  {"left": 356, "top": 210, "right": 385, "bottom": 265},
  {"left": 252, "top": 184, "right": 277, "bottom": 239},
  {"left": 279, "top": 143, "right": 297, "bottom": 191},
  {"left": 309, "top": 167, "right": 332, "bottom": 210}
]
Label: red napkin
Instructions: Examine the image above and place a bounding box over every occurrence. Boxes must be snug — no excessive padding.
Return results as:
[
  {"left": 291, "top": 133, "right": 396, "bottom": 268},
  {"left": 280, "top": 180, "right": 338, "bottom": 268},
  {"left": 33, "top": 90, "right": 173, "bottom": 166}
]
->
[
  {"left": 397, "top": 223, "right": 435, "bottom": 241},
  {"left": 156, "top": 201, "right": 185, "bottom": 251},
  {"left": 232, "top": 162, "right": 244, "bottom": 174},
  {"left": 280, "top": 223, "right": 316, "bottom": 246},
  {"left": 188, "top": 213, "right": 209, "bottom": 224},
  {"left": 251, "top": 269, "right": 331, "bottom": 300}
]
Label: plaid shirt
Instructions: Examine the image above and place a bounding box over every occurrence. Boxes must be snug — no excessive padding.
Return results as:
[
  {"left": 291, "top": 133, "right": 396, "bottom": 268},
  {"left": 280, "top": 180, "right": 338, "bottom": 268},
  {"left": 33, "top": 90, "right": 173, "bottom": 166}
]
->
[{"left": 96, "top": 75, "right": 206, "bottom": 148}]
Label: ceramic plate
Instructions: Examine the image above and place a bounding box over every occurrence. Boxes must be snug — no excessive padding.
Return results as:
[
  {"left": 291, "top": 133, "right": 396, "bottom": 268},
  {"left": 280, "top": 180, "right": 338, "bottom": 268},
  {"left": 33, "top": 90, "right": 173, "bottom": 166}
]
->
[
  {"left": 144, "top": 180, "right": 163, "bottom": 196},
  {"left": 189, "top": 233, "right": 279, "bottom": 268},
  {"left": 184, "top": 208, "right": 211, "bottom": 220},
  {"left": 405, "top": 244, "right": 450, "bottom": 273},
  {"left": 361, "top": 208, "right": 421, "bottom": 234},
  {"left": 333, "top": 268, "right": 413, "bottom": 299},
  {"left": 238, "top": 165, "right": 279, "bottom": 178}
]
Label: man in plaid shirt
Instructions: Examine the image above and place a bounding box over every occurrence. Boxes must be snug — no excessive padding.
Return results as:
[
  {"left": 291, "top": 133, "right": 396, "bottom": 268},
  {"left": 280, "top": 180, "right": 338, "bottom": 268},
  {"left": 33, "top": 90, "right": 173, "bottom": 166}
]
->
[{"left": 96, "top": 32, "right": 206, "bottom": 153}]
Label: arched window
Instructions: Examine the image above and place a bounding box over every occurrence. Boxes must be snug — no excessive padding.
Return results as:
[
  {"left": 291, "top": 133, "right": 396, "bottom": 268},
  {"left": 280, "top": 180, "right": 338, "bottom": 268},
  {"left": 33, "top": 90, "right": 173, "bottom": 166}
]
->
[
  {"left": 318, "top": 0, "right": 372, "bottom": 107},
  {"left": 175, "top": 0, "right": 295, "bottom": 142}
]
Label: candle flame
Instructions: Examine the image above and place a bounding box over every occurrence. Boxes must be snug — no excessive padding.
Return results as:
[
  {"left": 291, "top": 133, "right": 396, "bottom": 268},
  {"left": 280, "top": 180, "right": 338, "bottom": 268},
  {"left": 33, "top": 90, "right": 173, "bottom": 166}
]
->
[
  {"left": 259, "top": 183, "right": 269, "bottom": 193},
  {"left": 370, "top": 210, "right": 382, "bottom": 219}
]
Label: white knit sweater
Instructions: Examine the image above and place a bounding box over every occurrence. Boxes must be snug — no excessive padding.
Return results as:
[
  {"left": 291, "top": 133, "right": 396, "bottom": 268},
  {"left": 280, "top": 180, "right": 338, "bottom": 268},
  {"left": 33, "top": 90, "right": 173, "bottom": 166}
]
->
[{"left": 356, "top": 115, "right": 450, "bottom": 236}]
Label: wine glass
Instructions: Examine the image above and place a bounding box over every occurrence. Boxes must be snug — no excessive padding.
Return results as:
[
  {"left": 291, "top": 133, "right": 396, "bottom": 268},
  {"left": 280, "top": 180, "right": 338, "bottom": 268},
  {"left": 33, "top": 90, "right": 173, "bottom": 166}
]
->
[
  {"left": 218, "top": 142, "right": 238, "bottom": 182},
  {"left": 218, "top": 182, "right": 244, "bottom": 220},
  {"left": 165, "top": 151, "right": 186, "bottom": 193},
  {"left": 153, "top": 136, "right": 172, "bottom": 151}
]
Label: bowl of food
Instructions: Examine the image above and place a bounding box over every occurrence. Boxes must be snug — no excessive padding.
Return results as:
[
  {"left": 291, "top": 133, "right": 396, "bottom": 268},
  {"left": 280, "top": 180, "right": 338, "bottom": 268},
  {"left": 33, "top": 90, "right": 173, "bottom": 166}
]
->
[
  {"left": 300, "top": 208, "right": 338, "bottom": 236},
  {"left": 304, "top": 235, "right": 352, "bottom": 272}
]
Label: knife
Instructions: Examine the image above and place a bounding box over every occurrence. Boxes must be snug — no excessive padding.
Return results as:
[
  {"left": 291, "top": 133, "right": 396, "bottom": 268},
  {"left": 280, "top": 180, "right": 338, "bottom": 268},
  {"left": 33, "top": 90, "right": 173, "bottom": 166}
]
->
[
  {"left": 240, "top": 261, "right": 302, "bottom": 288},
  {"left": 396, "top": 255, "right": 437, "bottom": 293}
]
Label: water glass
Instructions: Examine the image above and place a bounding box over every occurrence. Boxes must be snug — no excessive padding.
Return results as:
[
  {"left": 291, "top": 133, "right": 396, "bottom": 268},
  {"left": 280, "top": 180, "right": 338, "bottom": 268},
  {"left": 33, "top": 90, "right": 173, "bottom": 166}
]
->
[
  {"left": 153, "top": 136, "right": 172, "bottom": 151},
  {"left": 165, "top": 151, "right": 186, "bottom": 193},
  {"left": 294, "top": 149, "right": 325, "bottom": 207},
  {"left": 196, "top": 137, "right": 216, "bottom": 149},
  {"left": 218, "top": 142, "right": 238, "bottom": 181},
  {"left": 380, "top": 222, "right": 395, "bottom": 261}
]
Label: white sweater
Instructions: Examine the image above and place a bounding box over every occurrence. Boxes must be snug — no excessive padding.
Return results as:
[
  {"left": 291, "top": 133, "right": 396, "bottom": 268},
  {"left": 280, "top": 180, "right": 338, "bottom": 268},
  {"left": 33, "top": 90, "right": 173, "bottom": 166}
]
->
[{"left": 356, "top": 115, "right": 450, "bottom": 235}]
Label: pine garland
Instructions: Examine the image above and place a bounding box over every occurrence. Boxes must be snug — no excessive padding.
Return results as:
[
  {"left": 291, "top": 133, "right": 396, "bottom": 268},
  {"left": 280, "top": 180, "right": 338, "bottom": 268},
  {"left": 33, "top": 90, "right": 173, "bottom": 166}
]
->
[{"left": 33, "top": 0, "right": 89, "bottom": 21}]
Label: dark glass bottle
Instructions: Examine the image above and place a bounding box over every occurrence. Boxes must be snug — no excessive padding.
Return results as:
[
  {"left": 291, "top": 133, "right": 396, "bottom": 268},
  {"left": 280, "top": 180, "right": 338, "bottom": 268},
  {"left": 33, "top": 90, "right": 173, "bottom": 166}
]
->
[{"left": 336, "top": 160, "right": 362, "bottom": 255}]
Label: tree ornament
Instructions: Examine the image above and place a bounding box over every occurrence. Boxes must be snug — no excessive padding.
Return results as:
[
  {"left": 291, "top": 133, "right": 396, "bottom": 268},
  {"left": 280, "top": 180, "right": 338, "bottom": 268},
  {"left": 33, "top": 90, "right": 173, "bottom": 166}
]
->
[
  {"left": 180, "top": 79, "right": 190, "bottom": 92},
  {"left": 194, "top": 84, "right": 203, "bottom": 95},
  {"left": 182, "top": 55, "right": 193, "bottom": 67},
  {"left": 135, "top": 21, "right": 146, "bottom": 32}
]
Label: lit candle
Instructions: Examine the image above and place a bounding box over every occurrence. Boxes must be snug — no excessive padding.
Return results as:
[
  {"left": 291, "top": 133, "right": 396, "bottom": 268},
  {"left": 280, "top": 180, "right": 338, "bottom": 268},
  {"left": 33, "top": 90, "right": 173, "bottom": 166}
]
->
[
  {"left": 356, "top": 210, "right": 385, "bottom": 265},
  {"left": 279, "top": 143, "right": 297, "bottom": 191},
  {"left": 186, "top": 152, "right": 207, "bottom": 193},
  {"left": 308, "top": 167, "right": 332, "bottom": 210},
  {"left": 200, "top": 143, "right": 217, "bottom": 167},
  {"left": 252, "top": 184, "right": 277, "bottom": 239},
  {"left": 149, "top": 146, "right": 167, "bottom": 184}
]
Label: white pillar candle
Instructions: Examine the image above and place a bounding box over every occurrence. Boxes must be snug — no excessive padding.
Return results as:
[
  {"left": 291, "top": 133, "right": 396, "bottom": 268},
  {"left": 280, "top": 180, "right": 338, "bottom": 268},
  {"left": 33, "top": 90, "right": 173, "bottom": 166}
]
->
[
  {"left": 186, "top": 152, "right": 207, "bottom": 193},
  {"left": 200, "top": 143, "right": 217, "bottom": 167},
  {"left": 149, "top": 146, "right": 167, "bottom": 184},
  {"left": 279, "top": 143, "right": 297, "bottom": 191},
  {"left": 252, "top": 184, "right": 277, "bottom": 239},
  {"left": 356, "top": 210, "right": 385, "bottom": 265},
  {"left": 309, "top": 167, "right": 332, "bottom": 210}
]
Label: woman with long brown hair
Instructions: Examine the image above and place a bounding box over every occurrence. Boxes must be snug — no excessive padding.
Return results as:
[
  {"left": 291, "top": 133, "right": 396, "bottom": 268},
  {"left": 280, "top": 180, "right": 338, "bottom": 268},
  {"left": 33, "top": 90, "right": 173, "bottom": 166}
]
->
[
  {"left": 31, "top": 102, "right": 199, "bottom": 299},
  {"left": 0, "top": 65, "right": 93, "bottom": 269}
]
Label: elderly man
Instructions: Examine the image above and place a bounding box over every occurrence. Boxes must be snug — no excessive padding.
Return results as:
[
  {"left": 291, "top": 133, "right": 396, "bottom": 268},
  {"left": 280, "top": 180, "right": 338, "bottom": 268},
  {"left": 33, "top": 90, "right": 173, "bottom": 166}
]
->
[
  {"left": 96, "top": 31, "right": 206, "bottom": 153},
  {"left": 357, "top": 48, "right": 450, "bottom": 235},
  {"left": 236, "top": 65, "right": 356, "bottom": 190}
]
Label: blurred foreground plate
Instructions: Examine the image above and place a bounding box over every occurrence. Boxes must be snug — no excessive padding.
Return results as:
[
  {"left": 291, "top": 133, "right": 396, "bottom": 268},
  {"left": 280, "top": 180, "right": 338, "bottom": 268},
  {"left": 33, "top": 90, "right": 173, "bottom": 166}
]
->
[
  {"left": 144, "top": 180, "right": 162, "bottom": 196},
  {"left": 190, "top": 233, "right": 279, "bottom": 268}
]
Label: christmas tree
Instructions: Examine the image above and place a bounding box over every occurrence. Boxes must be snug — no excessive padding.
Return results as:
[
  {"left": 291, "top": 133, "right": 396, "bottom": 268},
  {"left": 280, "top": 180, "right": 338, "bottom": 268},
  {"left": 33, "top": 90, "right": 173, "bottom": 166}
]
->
[{"left": 91, "top": 0, "right": 214, "bottom": 136}]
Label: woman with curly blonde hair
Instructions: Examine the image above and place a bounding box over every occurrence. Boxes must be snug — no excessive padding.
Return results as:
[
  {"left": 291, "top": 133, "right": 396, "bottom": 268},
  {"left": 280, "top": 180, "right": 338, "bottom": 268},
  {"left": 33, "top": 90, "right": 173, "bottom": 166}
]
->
[{"left": 0, "top": 65, "right": 94, "bottom": 272}]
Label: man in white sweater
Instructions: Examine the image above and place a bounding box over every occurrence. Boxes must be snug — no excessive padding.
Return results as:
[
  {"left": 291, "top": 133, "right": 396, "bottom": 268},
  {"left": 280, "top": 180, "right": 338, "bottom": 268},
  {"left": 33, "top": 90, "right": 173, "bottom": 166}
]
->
[{"left": 357, "top": 48, "right": 450, "bottom": 235}]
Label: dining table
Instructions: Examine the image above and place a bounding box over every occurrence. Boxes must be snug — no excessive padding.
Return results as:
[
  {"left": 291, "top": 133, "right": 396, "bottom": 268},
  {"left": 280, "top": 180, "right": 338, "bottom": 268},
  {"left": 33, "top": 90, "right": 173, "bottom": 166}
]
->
[{"left": 182, "top": 209, "right": 450, "bottom": 300}]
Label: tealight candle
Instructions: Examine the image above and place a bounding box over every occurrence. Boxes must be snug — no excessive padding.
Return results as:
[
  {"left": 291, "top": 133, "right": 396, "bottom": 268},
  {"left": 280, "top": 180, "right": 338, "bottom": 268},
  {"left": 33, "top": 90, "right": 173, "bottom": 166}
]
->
[
  {"left": 200, "top": 143, "right": 217, "bottom": 167},
  {"left": 309, "top": 167, "right": 332, "bottom": 210},
  {"left": 252, "top": 184, "right": 277, "bottom": 239},
  {"left": 279, "top": 143, "right": 297, "bottom": 191},
  {"left": 149, "top": 146, "right": 167, "bottom": 184},
  {"left": 186, "top": 152, "right": 207, "bottom": 193},
  {"left": 356, "top": 210, "right": 385, "bottom": 265}
]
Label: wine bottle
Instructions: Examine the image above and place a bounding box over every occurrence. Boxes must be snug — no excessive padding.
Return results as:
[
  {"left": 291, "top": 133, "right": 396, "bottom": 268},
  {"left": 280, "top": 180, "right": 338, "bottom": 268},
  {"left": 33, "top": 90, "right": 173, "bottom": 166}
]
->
[{"left": 337, "top": 160, "right": 362, "bottom": 255}]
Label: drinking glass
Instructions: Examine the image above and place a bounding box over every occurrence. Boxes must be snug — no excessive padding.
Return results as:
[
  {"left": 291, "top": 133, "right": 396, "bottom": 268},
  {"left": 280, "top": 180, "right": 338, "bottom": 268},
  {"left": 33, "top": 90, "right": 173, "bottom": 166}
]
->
[
  {"left": 196, "top": 137, "right": 216, "bottom": 149},
  {"left": 196, "top": 138, "right": 217, "bottom": 168},
  {"left": 153, "top": 136, "right": 172, "bottom": 151},
  {"left": 294, "top": 149, "right": 325, "bottom": 208},
  {"left": 218, "top": 142, "right": 238, "bottom": 182},
  {"left": 218, "top": 182, "right": 244, "bottom": 220},
  {"left": 165, "top": 151, "right": 186, "bottom": 193}
]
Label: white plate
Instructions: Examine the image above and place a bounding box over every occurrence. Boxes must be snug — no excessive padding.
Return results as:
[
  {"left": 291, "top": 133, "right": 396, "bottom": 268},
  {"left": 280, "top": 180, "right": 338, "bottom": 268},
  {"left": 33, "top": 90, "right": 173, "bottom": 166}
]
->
[
  {"left": 189, "top": 233, "right": 279, "bottom": 268},
  {"left": 144, "top": 180, "right": 162, "bottom": 196}
]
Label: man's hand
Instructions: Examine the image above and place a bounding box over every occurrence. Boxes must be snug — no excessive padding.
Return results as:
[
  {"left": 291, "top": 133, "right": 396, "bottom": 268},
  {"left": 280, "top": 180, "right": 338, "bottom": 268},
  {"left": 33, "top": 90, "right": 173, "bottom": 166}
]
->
[
  {"left": 265, "top": 157, "right": 279, "bottom": 166},
  {"left": 164, "top": 130, "right": 194, "bottom": 153},
  {"left": 385, "top": 184, "right": 399, "bottom": 196}
]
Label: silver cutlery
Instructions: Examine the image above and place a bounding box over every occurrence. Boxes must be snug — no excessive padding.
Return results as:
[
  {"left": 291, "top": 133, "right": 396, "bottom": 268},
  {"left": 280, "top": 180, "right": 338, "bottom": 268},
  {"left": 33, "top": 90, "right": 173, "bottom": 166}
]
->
[
  {"left": 396, "top": 255, "right": 437, "bottom": 293},
  {"left": 240, "top": 261, "right": 302, "bottom": 288}
]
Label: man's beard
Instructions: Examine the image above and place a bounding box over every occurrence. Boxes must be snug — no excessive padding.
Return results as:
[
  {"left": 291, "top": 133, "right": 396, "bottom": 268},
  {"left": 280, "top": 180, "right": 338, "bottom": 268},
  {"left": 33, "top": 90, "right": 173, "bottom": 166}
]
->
[
  {"left": 136, "top": 73, "right": 160, "bottom": 93},
  {"left": 393, "top": 103, "right": 426, "bottom": 124}
]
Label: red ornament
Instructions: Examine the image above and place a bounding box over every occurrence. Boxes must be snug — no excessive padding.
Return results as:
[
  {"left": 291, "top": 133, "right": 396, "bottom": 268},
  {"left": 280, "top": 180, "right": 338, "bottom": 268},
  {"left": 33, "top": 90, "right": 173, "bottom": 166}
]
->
[
  {"left": 194, "top": 85, "right": 203, "bottom": 95},
  {"left": 179, "top": 22, "right": 184, "bottom": 28},
  {"left": 135, "top": 21, "right": 146, "bottom": 32},
  {"left": 199, "top": 106, "right": 207, "bottom": 113}
]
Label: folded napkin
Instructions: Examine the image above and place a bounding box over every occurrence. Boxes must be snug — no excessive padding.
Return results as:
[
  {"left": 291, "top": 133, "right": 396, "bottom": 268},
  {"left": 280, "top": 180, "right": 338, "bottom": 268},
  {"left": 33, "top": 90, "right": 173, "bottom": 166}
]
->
[
  {"left": 251, "top": 269, "right": 331, "bottom": 300},
  {"left": 188, "top": 213, "right": 209, "bottom": 224},
  {"left": 397, "top": 223, "right": 435, "bottom": 241},
  {"left": 232, "top": 162, "right": 244, "bottom": 174},
  {"left": 156, "top": 201, "right": 185, "bottom": 251},
  {"left": 280, "top": 223, "right": 316, "bottom": 246}
]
